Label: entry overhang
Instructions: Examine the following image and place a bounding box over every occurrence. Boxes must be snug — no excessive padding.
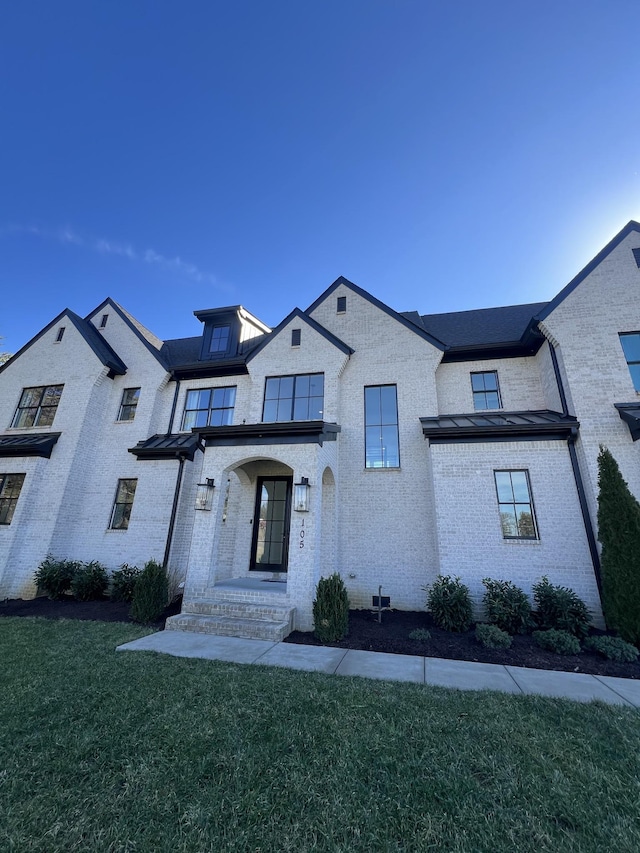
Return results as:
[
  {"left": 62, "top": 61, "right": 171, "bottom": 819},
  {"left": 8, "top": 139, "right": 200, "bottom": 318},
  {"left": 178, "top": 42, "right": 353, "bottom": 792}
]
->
[
  {"left": 421, "top": 410, "right": 579, "bottom": 444},
  {"left": 196, "top": 420, "right": 341, "bottom": 447},
  {"left": 0, "top": 432, "right": 61, "bottom": 458},
  {"left": 614, "top": 403, "right": 640, "bottom": 442}
]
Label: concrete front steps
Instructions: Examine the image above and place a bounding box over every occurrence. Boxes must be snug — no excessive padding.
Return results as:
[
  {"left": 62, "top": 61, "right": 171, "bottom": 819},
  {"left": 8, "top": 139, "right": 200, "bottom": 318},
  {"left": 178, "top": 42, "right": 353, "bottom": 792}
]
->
[{"left": 166, "top": 597, "right": 296, "bottom": 642}]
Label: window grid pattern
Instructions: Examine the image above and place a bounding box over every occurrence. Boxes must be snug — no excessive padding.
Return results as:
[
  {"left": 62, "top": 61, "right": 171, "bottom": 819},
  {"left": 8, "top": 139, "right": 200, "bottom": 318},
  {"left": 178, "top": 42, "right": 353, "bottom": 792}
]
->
[
  {"left": 620, "top": 333, "right": 640, "bottom": 391},
  {"left": 0, "top": 473, "right": 25, "bottom": 525},
  {"left": 117, "top": 388, "right": 140, "bottom": 422},
  {"left": 209, "top": 325, "right": 231, "bottom": 354},
  {"left": 471, "top": 371, "right": 501, "bottom": 410},
  {"left": 262, "top": 374, "right": 324, "bottom": 422},
  {"left": 494, "top": 470, "right": 538, "bottom": 539},
  {"left": 12, "top": 385, "right": 64, "bottom": 428},
  {"left": 365, "top": 385, "right": 400, "bottom": 468},
  {"left": 182, "top": 387, "right": 236, "bottom": 430},
  {"left": 110, "top": 479, "right": 137, "bottom": 530}
]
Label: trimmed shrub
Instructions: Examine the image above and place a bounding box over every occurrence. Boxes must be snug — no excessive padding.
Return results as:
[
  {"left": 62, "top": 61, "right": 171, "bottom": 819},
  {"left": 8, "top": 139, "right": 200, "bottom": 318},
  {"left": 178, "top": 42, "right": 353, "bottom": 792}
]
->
[
  {"left": 584, "top": 635, "right": 639, "bottom": 663},
  {"left": 130, "top": 560, "right": 169, "bottom": 624},
  {"left": 533, "top": 629, "right": 581, "bottom": 656},
  {"left": 532, "top": 576, "right": 591, "bottom": 638},
  {"left": 313, "top": 573, "right": 349, "bottom": 643},
  {"left": 408, "top": 628, "right": 431, "bottom": 642},
  {"left": 475, "top": 623, "right": 512, "bottom": 649},
  {"left": 110, "top": 564, "right": 141, "bottom": 602},
  {"left": 482, "top": 578, "right": 533, "bottom": 635},
  {"left": 34, "top": 556, "right": 80, "bottom": 600},
  {"left": 70, "top": 561, "right": 108, "bottom": 601},
  {"left": 597, "top": 446, "right": 640, "bottom": 644},
  {"left": 426, "top": 575, "right": 473, "bottom": 632}
]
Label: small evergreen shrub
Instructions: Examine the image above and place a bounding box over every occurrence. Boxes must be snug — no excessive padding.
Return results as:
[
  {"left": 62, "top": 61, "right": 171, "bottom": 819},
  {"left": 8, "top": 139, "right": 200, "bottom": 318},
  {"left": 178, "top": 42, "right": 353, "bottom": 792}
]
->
[
  {"left": 408, "top": 628, "right": 431, "bottom": 642},
  {"left": 70, "top": 561, "right": 108, "bottom": 601},
  {"left": 34, "top": 556, "right": 80, "bottom": 600},
  {"left": 533, "top": 629, "right": 581, "bottom": 656},
  {"left": 130, "top": 560, "right": 169, "bottom": 624},
  {"left": 313, "top": 573, "right": 349, "bottom": 643},
  {"left": 533, "top": 576, "right": 591, "bottom": 638},
  {"left": 475, "top": 623, "right": 512, "bottom": 649},
  {"left": 584, "top": 635, "right": 639, "bottom": 663},
  {"left": 482, "top": 578, "right": 533, "bottom": 635},
  {"left": 110, "top": 563, "right": 141, "bottom": 602},
  {"left": 426, "top": 575, "right": 473, "bottom": 632}
]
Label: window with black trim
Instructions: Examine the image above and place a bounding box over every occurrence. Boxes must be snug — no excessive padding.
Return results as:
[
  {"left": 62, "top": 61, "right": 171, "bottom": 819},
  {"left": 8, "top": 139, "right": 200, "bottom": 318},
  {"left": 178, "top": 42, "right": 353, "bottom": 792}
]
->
[
  {"left": 494, "top": 470, "right": 538, "bottom": 539},
  {"left": 182, "top": 387, "right": 236, "bottom": 429},
  {"left": 337, "top": 295, "right": 347, "bottom": 313},
  {"left": 209, "top": 325, "right": 231, "bottom": 354},
  {"left": 11, "top": 385, "right": 64, "bottom": 428},
  {"left": 100, "top": 314, "right": 109, "bottom": 328},
  {"left": 110, "top": 478, "right": 137, "bottom": 530},
  {"left": 0, "top": 473, "right": 25, "bottom": 525},
  {"left": 262, "top": 374, "right": 324, "bottom": 422},
  {"left": 117, "top": 388, "right": 140, "bottom": 421},
  {"left": 365, "top": 385, "right": 400, "bottom": 468},
  {"left": 471, "top": 371, "right": 501, "bottom": 410},
  {"left": 291, "top": 329, "right": 301, "bottom": 347},
  {"left": 620, "top": 333, "right": 640, "bottom": 391},
  {"left": 55, "top": 327, "right": 65, "bottom": 342}
]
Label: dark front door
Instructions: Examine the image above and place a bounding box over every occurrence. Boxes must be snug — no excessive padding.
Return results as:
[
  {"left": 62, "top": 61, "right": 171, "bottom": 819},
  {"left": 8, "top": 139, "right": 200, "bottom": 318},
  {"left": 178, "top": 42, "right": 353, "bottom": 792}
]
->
[{"left": 250, "top": 476, "right": 292, "bottom": 572}]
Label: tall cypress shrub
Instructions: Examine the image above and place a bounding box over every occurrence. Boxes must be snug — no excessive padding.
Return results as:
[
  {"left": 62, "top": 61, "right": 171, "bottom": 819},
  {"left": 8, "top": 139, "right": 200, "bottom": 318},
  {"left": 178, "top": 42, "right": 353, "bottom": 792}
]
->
[
  {"left": 130, "top": 559, "right": 169, "bottom": 624},
  {"left": 313, "top": 573, "right": 349, "bottom": 642},
  {"left": 597, "top": 446, "right": 640, "bottom": 644}
]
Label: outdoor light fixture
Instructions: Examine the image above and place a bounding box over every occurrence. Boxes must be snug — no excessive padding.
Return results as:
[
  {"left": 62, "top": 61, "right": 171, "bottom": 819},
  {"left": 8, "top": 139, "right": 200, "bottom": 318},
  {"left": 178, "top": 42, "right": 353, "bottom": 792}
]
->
[
  {"left": 195, "top": 478, "right": 215, "bottom": 510},
  {"left": 293, "top": 477, "right": 310, "bottom": 512}
]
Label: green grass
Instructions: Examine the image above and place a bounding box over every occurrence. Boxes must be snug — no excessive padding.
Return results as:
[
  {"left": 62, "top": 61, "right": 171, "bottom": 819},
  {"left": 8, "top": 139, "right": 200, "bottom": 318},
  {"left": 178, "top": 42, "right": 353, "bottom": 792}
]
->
[{"left": 2, "top": 619, "right": 640, "bottom": 852}]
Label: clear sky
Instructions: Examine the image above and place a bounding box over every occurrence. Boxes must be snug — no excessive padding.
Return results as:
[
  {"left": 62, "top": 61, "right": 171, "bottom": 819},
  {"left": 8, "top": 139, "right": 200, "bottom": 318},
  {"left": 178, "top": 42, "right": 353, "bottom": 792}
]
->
[{"left": 1, "top": 0, "right": 639, "bottom": 353}]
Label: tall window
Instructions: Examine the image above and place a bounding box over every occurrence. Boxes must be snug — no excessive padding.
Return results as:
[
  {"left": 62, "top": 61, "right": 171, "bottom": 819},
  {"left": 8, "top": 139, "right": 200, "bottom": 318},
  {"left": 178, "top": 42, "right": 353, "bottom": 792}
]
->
[
  {"left": 12, "top": 386, "right": 64, "bottom": 428},
  {"left": 620, "top": 333, "right": 640, "bottom": 391},
  {"left": 117, "top": 388, "right": 140, "bottom": 421},
  {"left": 471, "top": 371, "right": 501, "bottom": 410},
  {"left": 182, "top": 387, "right": 236, "bottom": 429},
  {"left": 364, "top": 385, "right": 400, "bottom": 468},
  {"left": 262, "top": 374, "right": 324, "bottom": 422},
  {"left": 494, "top": 470, "right": 538, "bottom": 539},
  {"left": 209, "top": 325, "right": 231, "bottom": 354},
  {"left": 0, "top": 473, "right": 25, "bottom": 525},
  {"left": 110, "top": 479, "right": 137, "bottom": 530}
]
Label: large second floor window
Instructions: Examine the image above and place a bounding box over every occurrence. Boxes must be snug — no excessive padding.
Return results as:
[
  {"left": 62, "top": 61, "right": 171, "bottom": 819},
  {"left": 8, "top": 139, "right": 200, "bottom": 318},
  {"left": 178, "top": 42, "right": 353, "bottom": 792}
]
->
[
  {"left": 620, "top": 333, "right": 640, "bottom": 391},
  {"left": 182, "top": 386, "right": 236, "bottom": 430},
  {"left": 12, "top": 385, "right": 64, "bottom": 428},
  {"left": 117, "top": 388, "right": 140, "bottom": 422},
  {"left": 262, "top": 374, "right": 324, "bottom": 422},
  {"left": 365, "top": 385, "right": 400, "bottom": 468},
  {"left": 471, "top": 371, "right": 501, "bottom": 410}
]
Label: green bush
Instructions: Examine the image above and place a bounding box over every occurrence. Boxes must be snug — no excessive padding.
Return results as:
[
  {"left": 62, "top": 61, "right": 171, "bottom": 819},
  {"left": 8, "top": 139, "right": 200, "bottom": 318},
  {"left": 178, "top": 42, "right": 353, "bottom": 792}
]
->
[
  {"left": 110, "top": 563, "right": 141, "bottom": 602},
  {"left": 313, "top": 573, "right": 349, "bottom": 643},
  {"left": 532, "top": 576, "right": 591, "bottom": 638},
  {"left": 408, "top": 628, "right": 431, "bottom": 642},
  {"left": 34, "top": 556, "right": 80, "bottom": 600},
  {"left": 482, "top": 578, "right": 533, "bottom": 635},
  {"left": 475, "top": 623, "right": 512, "bottom": 649},
  {"left": 584, "top": 635, "right": 639, "bottom": 663},
  {"left": 426, "top": 575, "right": 473, "bottom": 632},
  {"left": 533, "top": 629, "right": 581, "bottom": 656},
  {"left": 130, "top": 560, "right": 169, "bottom": 624},
  {"left": 70, "top": 561, "right": 108, "bottom": 601}
]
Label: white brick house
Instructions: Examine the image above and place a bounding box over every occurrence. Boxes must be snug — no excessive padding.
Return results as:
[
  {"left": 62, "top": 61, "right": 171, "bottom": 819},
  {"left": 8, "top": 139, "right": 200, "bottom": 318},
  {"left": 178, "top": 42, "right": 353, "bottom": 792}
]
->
[{"left": 2, "top": 221, "right": 640, "bottom": 636}]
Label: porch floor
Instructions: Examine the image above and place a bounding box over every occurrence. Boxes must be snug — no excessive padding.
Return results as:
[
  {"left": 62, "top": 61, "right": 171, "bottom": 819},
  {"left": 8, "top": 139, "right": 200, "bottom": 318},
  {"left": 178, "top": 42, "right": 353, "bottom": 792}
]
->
[{"left": 214, "top": 577, "right": 288, "bottom": 594}]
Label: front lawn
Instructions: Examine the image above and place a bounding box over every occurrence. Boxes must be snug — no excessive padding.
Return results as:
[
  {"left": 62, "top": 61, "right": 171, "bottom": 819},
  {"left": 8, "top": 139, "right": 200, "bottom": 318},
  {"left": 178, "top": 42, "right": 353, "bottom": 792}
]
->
[{"left": 2, "top": 618, "right": 640, "bottom": 852}]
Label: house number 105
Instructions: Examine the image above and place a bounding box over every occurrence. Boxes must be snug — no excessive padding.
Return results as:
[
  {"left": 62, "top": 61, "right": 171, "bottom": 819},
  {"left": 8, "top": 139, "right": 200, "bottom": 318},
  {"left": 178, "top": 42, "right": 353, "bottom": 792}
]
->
[{"left": 299, "top": 518, "right": 305, "bottom": 549}]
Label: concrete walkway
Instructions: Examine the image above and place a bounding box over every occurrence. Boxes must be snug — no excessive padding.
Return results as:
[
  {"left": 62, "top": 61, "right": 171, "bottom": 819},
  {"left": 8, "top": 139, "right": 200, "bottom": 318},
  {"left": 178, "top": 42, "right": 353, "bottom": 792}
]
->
[{"left": 116, "top": 631, "right": 640, "bottom": 708}]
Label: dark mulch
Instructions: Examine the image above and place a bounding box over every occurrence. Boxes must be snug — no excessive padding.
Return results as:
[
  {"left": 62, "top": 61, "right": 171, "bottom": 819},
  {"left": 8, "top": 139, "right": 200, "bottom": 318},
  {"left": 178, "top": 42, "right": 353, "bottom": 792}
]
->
[
  {"left": 0, "top": 595, "right": 182, "bottom": 629},
  {"left": 285, "top": 609, "right": 640, "bottom": 680}
]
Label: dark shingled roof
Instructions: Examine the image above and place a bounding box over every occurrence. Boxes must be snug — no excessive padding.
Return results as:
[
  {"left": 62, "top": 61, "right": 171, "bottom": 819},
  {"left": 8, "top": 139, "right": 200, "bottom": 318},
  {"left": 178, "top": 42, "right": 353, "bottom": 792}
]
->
[{"left": 160, "top": 336, "right": 203, "bottom": 368}]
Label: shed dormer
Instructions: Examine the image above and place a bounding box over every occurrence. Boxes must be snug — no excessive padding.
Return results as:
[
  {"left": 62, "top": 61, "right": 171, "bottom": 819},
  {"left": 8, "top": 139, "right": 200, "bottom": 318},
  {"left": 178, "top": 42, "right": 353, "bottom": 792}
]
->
[{"left": 194, "top": 306, "right": 270, "bottom": 361}]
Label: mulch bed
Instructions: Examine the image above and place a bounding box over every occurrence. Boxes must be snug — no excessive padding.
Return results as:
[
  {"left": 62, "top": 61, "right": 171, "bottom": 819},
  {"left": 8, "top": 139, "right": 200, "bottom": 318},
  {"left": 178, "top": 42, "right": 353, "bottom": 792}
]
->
[{"left": 2, "top": 597, "right": 638, "bottom": 680}]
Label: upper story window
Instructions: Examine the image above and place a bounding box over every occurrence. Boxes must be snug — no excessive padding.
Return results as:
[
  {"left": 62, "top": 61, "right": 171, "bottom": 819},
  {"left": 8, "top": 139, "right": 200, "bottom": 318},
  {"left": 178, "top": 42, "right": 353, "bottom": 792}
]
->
[
  {"left": 291, "top": 329, "right": 301, "bottom": 347},
  {"left": 494, "top": 470, "right": 538, "bottom": 540},
  {"left": 100, "top": 314, "right": 109, "bottom": 328},
  {"left": 471, "top": 371, "right": 501, "bottom": 410},
  {"left": 182, "top": 386, "right": 236, "bottom": 430},
  {"left": 0, "top": 473, "right": 25, "bottom": 525},
  {"left": 262, "top": 374, "right": 324, "bottom": 422},
  {"left": 337, "top": 296, "right": 347, "bottom": 313},
  {"left": 365, "top": 385, "right": 400, "bottom": 468},
  {"left": 620, "top": 333, "right": 640, "bottom": 391},
  {"left": 55, "top": 327, "right": 65, "bottom": 342},
  {"left": 209, "top": 325, "right": 231, "bottom": 354},
  {"left": 11, "top": 385, "right": 64, "bottom": 428},
  {"left": 117, "top": 388, "right": 140, "bottom": 422}
]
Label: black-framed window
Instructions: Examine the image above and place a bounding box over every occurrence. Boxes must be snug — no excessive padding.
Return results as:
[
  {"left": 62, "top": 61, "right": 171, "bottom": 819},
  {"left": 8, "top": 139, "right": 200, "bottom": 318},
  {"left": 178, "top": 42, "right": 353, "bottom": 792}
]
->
[
  {"left": 337, "top": 295, "right": 347, "bottom": 313},
  {"left": 55, "top": 327, "right": 65, "bottom": 342},
  {"left": 262, "top": 374, "right": 324, "bottom": 422},
  {"left": 494, "top": 470, "right": 538, "bottom": 539},
  {"left": 0, "top": 473, "right": 25, "bottom": 525},
  {"left": 11, "top": 385, "right": 64, "bottom": 428},
  {"left": 291, "top": 328, "right": 301, "bottom": 347},
  {"left": 182, "top": 386, "right": 236, "bottom": 430},
  {"left": 471, "top": 371, "right": 501, "bottom": 410},
  {"left": 364, "top": 385, "right": 400, "bottom": 468},
  {"left": 620, "top": 333, "right": 640, "bottom": 391},
  {"left": 110, "top": 479, "right": 137, "bottom": 530},
  {"left": 100, "top": 314, "right": 109, "bottom": 328},
  {"left": 209, "top": 325, "right": 231, "bottom": 354},
  {"left": 117, "top": 388, "right": 140, "bottom": 422}
]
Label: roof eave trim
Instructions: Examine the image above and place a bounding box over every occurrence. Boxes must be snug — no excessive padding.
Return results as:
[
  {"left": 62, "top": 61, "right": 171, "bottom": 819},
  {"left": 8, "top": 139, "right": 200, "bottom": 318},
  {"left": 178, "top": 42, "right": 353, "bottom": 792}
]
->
[
  {"left": 85, "top": 298, "right": 169, "bottom": 370},
  {"left": 245, "top": 308, "right": 354, "bottom": 363}
]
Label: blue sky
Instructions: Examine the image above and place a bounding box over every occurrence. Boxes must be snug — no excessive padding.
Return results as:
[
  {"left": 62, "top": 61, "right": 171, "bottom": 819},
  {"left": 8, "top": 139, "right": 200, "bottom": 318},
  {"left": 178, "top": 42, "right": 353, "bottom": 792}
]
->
[{"left": 2, "top": 0, "right": 639, "bottom": 353}]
